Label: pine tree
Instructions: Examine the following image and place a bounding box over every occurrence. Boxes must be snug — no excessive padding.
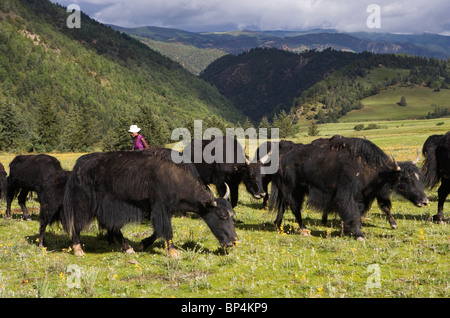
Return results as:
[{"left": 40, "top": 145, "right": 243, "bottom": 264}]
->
[
  {"left": 258, "top": 116, "right": 271, "bottom": 138},
  {"left": 135, "top": 105, "right": 169, "bottom": 148},
  {"left": 0, "top": 99, "right": 22, "bottom": 150},
  {"left": 272, "top": 110, "right": 295, "bottom": 138},
  {"left": 77, "top": 103, "right": 96, "bottom": 150},
  {"left": 243, "top": 117, "right": 254, "bottom": 130},
  {"left": 36, "top": 96, "right": 60, "bottom": 151},
  {"left": 308, "top": 121, "right": 320, "bottom": 136}
]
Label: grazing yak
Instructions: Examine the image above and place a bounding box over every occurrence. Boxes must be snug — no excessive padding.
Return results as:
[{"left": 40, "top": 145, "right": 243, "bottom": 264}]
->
[
  {"left": 269, "top": 135, "right": 429, "bottom": 240},
  {"left": 256, "top": 139, "right": 425, "bottom": 228},
  {"left": 182, "top": 136, "right": 269, "bottom": 207},
  {"left": 311, "top": 138, "right": 427, "bottom": 230},
  {"left": 38, "top": 147, "right": 191, "bottom": 248},
  {"left": 422, "top": 131, "right": 450, "bottom": 223},
  {"left": 62, "top": 150, "right": 238, "bottom": 257},
  {"left": 2, "top": 154, "right": 62, "bottom": 220}
]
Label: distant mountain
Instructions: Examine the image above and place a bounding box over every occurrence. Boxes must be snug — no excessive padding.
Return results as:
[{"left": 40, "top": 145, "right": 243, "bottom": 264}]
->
[{"left": 111, "top": 25, "right": 450, "bottom": 59}]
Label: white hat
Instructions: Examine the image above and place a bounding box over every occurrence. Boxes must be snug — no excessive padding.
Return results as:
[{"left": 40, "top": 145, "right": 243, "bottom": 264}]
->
[{"left": 128, "top": 125, "right": 141, "bottom": 133}]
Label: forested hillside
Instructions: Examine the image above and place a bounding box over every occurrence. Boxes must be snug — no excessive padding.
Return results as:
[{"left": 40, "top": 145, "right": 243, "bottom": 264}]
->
[
  {"left": 0, "top": 0, "right": 244, "bottom": 152},
  {"left": 200, "top": 47, "right": 450, "bottom": 125},
  {"left": 200, "top": 48, "right": 362, "bottom": 122}
]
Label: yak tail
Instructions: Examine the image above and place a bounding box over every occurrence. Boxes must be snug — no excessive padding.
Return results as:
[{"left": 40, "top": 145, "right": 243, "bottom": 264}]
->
[
  {"left": 61, "top": 185, "right": 75, "bottom": 239},
  {"left": 61, "top": 174, "right": 92, "bottom": 239},
  {"left": 421, "top": 147, "right": 440, "bottom": 189}
]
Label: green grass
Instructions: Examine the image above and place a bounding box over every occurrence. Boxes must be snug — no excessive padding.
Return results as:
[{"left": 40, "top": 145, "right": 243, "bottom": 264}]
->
[
  {"left": 342, "top": 86, "right": 450, "bottom": 122},
  {"left": 0, "top": 122, "right": 449, "bottom": 298},
  {"left": 296, "top": 117, "right": 448, "bottom": 152},
  {"left": 355, "top": 67, "right": 410, "bottom": 89},
  {"left": 0, "top": 189, "right": 448, "bottom": 298}
]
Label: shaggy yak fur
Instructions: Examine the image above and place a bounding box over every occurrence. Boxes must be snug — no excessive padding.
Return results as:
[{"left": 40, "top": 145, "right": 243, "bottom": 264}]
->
[
  {"left": 421, "top": 131, "right": 450, "bottom": 222},
  {"left": 269, "top": 135, "right": 428, "bottom": 240},
  {"left": 0, "top": 163, "right": 6, "bottom": 198},
  {"left": 254, "top": 140, "right": 297, "bottom": 208},
  {"left": 183, "top": 136, "right": 268, "bottom": 207},
  {"left": 37, "top": 170, "right": 71, "bottom": 247},
  {"left": 2, "top": 154, "right": 62, "bottom": 220},
  {"left": 62, "top": 150, "right": 238, "bottom": 256}
]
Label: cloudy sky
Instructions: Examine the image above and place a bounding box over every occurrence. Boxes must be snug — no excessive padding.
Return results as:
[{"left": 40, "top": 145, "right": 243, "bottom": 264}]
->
[{"left": 52, "top": 0, "right": 450, "bottom": 35}]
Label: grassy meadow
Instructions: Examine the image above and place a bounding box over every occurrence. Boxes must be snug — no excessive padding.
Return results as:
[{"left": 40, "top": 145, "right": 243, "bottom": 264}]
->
[
  {"left": 0, "top": 119, "right": 449, "bottom": 298},
  {"left": 342, "top": 85, "right": 450, "bottom": 123}
]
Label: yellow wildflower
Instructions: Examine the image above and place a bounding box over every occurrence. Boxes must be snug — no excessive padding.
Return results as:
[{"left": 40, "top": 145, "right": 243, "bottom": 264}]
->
[{"left": 317, "top": 286, "right": 323, "bottom": 295}]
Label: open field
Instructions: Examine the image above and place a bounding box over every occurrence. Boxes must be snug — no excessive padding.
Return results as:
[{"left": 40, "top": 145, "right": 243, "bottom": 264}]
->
[
  {"left": 0, "top": 120, "right": 449, "bottom": 298},
  {"left": 342, "top": 86, "right": 450, "bottom": 123}
]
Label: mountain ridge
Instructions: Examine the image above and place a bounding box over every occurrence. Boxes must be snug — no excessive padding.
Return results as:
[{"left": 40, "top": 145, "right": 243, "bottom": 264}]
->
[{"left": 110, "top": 24, "right": 450, "bottom": 59}]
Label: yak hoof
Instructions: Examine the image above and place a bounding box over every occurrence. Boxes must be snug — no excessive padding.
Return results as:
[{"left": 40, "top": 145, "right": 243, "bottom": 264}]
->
[
  {"left": 390, "top": 223, "right": 398, "bottom": 230},
  {"left": 125, "top": 247, "right": 135, "bottom": 254},
  {"left": 432, "top": 214, "right": 446, "bottom": 224},
  {"left": 356, "top": 236, "right": 365, "bottom": 242},
  {"left": 300, "top": 229, "right": 311, "bottom": 236},
  {"left": 168, "top": 248, "right": 180, "bottom": 259},
  {"left": 73, "top": 244, "right": 85, "bottom": 257}
]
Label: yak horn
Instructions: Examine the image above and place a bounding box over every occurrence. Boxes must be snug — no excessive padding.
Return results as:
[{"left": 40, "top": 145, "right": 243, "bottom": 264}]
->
[
  {"left": 390, "top": 153, "right": 401, "bottom": 171},
  {"left": 259, "top": 151, "right": 272, "bottom": 164},
  {"left": 207, "top": 186, "right": 217, "bottom": 207},
  {"left": 223, "top": 183, "right": 230, "bottom": 200},
  {"left": 412, "top": 149, "right": 420, "bottom": 164}
]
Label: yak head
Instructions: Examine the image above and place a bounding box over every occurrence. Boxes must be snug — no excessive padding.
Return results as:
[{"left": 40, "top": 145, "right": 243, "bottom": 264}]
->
[
  {"left": 240, "top": 152, "right": 271, "bottom": 199},
  {"left": 394, "top": 154, "right": 429, "bottom": 208},
  {"left": 201, "top": 183, "right": 238, "bottom": 247}
]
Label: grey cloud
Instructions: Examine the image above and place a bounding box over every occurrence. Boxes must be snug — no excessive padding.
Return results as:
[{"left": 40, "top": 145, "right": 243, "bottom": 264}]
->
[{"left": 52, "top": 0, "right": 449, "bottom": 34}]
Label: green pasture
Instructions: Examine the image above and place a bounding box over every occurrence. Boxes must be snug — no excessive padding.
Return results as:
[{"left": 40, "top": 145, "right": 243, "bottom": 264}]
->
[
  {"left": 0, "top": 121, "right": 449, "bottom": 298},
  {"left": 342, "top": 86, "right": 450, "bottom": 123}
]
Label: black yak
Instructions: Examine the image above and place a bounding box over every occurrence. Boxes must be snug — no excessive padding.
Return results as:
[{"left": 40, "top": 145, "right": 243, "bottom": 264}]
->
[
  {"left": 269, "top": 135, "right": 428, "bottom": 240},
  {"left": 62, "top": 151, "right": 238, "bottom": 257},
  {"left": 182, "top": 136, "right": 269, "bottom": 207},
  {"left": 421, "top": 131, "right": 450, "bottom": 223},
  {"left": 0, "top": 162, "right": 6, "bottom": 198},
  {"left": 2, "top": 154, "right": 62, "bottom": 220},
  {"left": 254, "top": 140, "right": 297, "bottom": 208},
  {"left": 37, "top": 170, "right": 71, "bottom": 247}
]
